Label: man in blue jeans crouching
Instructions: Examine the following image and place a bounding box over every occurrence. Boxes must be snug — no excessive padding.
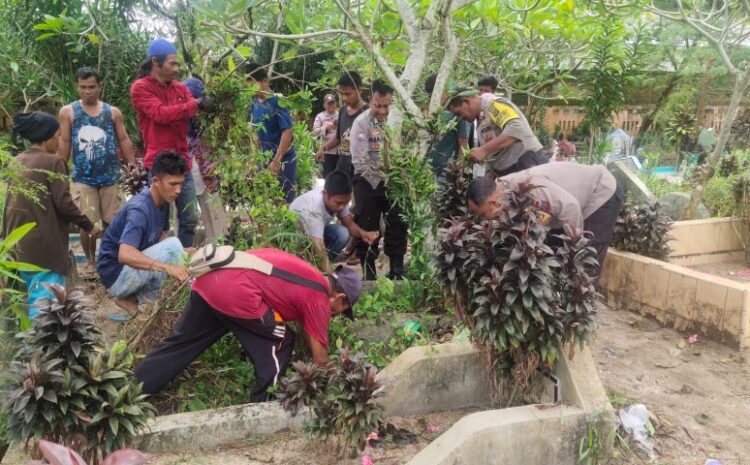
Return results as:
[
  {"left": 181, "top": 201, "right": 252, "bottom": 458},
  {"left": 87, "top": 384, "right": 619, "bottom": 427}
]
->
[{"left": 97, "top": 150, "right": 191, "bottom": 320}]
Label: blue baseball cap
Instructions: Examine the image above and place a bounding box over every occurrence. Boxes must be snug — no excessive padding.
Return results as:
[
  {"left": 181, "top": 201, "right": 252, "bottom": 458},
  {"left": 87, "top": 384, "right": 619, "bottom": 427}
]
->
[{"left": 147, "top": 38, "right": 177, "bottom": 57}]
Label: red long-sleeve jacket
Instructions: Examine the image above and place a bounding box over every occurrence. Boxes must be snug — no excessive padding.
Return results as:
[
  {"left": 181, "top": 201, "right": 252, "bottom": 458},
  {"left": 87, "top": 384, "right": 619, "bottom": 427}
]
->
[{"left": 130, "top": 76, "right": 198, "bottom": 169}]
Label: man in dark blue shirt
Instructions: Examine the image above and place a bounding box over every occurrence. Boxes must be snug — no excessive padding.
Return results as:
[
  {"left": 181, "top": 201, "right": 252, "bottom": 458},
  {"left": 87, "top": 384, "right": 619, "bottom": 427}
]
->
[
  {"left": 245, "top": 63, "right": 297, "bottom": 203},
  {"left": 97, "top": 150, "right": 191, "bottom": 320},
  {"left": 424, "top": 74, "right": 472, "bottom": 178}
]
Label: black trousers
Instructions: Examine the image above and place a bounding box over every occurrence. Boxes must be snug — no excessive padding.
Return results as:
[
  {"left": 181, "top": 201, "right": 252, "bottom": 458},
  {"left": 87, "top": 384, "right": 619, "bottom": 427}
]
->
[
  {"left": 549, "top": 182, "right": 624, "bottom": 284},
  {"left": 134, "top": 291, "right": 296, "bottom": 402},
  {"left": 583, "top": 182, "right": 624, "bottom": 282},
  {"left": 322, "top": 153, "right": 339, "bottom": 178},
  {"left": 335, "top": 155, "right": 354, "bottom": 178},
  {"left": 493, "top": 149, "right": 549, "bottom": 177},
  {"left": 352, "top": 176, "right": 408, "bottom": 265}
]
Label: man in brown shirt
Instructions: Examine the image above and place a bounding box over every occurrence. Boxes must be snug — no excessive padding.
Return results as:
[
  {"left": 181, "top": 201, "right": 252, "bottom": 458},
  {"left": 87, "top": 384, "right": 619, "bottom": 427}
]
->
[
  {"left": 467, "top": 163, "right": 623, "bottom": 281},
  {"left": 3, "top": 111, "right": 99, "bottom": 317}
]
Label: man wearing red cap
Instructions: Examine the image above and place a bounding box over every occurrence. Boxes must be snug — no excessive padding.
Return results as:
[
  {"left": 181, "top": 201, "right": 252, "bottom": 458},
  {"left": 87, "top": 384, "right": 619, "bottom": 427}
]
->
[
  {"left": 134, "top": 248, "right": 362, "bottom": 402},
  {"left": 130, "top": 38, "right": 211, "bottom": 247}
]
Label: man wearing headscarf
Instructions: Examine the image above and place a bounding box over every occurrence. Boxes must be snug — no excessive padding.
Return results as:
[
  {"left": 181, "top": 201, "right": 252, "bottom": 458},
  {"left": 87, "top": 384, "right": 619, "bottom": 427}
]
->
[
  {"left": 3, "top": 112, "right": 100, "bottom": 316},
  {"left": 131, "top": 38, "right": 211, "bottom": 247}
]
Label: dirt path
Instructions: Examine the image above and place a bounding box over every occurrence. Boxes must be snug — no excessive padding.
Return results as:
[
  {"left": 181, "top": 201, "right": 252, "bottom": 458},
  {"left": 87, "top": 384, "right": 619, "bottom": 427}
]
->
[{"left": 594, "top": 306, "right": 750, "bottom": 465}]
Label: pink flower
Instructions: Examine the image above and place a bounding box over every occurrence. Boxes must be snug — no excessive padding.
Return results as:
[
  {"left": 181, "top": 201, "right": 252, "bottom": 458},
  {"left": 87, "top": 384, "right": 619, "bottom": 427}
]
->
[
  {"left": 426, "top": 423, "right": 441, "bottom": 433},
  {"left": 362, "top": 454, "right": 374, "bottom": 465},
  {"left": 688, "top": 334, "right": 699, "bottom": 344}
]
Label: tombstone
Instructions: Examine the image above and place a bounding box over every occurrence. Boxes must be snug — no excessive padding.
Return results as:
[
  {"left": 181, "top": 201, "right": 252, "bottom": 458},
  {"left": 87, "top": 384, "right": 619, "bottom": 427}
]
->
[
  {"left": 604, "top": 128, "right": 633, "bottom": 164},
  {"left": 657, "top": 192, "right": 709, "bottom": 221},
  {"left": 608, "top": 160, "right": 655, "bottom": 204}
]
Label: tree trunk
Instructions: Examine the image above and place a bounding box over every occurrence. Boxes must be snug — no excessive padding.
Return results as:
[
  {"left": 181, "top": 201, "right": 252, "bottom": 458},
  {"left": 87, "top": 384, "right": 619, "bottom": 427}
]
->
[
  {"left": 637, "top": 72, "right": 680, "bottom": 138},
  {"left": 689, "top": 59, "right": 715, "bottom": 146},
  {"left": 684, "top": 67, "right": 750, "bottom": 219}
]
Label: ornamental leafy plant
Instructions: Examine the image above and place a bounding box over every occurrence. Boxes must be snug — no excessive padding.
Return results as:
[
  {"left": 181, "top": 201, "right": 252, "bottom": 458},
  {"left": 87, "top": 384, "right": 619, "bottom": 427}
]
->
[
  {"left": 433, "top": 156, "right": 473, "bottom": 220},
  {"left": 435, "top": 181, "right": 600, "bottom": 399},
  {"left": 117, "top": 161, "right": 148, "bottom": 197},
  {"left": 2, "top": 286, "right": 155, "bottom": 465},
  {"left": 29, "top": 439, "right": 153, "bottom": 465},
  {"left": 612, "top": 200, "right": 672, "bottom": 260},
  {"left": 278, "top": 349, "right": 384, "bottom": 458}
]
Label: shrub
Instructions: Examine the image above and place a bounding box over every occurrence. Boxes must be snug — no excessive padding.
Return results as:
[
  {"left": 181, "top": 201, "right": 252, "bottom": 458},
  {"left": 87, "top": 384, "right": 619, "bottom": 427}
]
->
[
  {"left": 386, "top": 124, "right": 438, "bottom": 280},
  {"left": 703, "top": 174, "right": 737, "bottom": 217},
  {"left": 435, "top": 181, "right": 600, "bottom": 395},
  {"left": 612, "top": 200, "right": 672, "bottom": 260},
  {"left": 278, "top": 349, "right": 384, "bottom": 458},
  {"left": 2, "top": 286, "right": 155, "bottom": 465},
  {"left": 433, "top": 157, "right": 473, "bottom": 220},
  {"left": 118, "top": 161, "right": 149, "bottom": 197}
]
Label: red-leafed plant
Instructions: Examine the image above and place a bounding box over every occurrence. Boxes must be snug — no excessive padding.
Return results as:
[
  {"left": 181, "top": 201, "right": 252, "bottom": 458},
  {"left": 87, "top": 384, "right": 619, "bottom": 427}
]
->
[
  {"left": 278, "top": 349, "right": 384, "bottom": 458},
  {"left": 28, "top": 439, "right": 153, "bottom": 465},
  {"left": 435, "top": 181, "right": 600, "bottom": 403}
]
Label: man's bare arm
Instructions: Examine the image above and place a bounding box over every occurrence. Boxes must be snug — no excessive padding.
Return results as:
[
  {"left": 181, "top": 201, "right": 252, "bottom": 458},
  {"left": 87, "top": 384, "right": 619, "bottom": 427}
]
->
[
  {"left": 57, "top": 106, "right": 73, "bottom": 161},
  {"left": 112, "top": 106, "right": 136, "bottom": 165}
]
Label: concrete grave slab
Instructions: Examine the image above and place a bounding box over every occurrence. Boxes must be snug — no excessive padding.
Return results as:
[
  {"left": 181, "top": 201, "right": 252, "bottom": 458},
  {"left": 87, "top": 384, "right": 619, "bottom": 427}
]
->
[
  {"left": 130, "top": 342, "right": 613, "bottom": 456},
  {"left": 132, "top": 401, "right": 309, "bottom": 453}
]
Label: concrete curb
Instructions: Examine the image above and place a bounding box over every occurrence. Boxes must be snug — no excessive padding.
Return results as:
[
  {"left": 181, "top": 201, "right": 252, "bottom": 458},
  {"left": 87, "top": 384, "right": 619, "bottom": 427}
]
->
[
  {"left": 402, "top": 344, "right": 615, "bottom": 465},
  {"left": 132, "top": 401, "right": 309, "bottom": 452},
  {"left": 131, "top": 343, "right": 613, "bottom": 457},
  {"left": 406, "top": 405, "right": 588, "bottom": 465},
  {"left": 377, "top": 342, "right": 492, "bottom": 416}
]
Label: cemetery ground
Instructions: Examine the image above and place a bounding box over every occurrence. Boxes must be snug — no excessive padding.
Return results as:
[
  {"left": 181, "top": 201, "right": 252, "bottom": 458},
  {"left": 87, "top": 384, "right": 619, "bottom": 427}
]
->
[{"left": 5, "top": 292, "right": 747, "bottom": 465}]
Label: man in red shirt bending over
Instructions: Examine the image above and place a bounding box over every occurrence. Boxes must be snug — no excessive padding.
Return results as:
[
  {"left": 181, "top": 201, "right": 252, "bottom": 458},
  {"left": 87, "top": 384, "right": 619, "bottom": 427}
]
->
[
  {"left": 134, "top": 248, "right": 362, "bottom": 402},
  {"left": 131, "top": 38, "right": 211, "bottom": 248}
]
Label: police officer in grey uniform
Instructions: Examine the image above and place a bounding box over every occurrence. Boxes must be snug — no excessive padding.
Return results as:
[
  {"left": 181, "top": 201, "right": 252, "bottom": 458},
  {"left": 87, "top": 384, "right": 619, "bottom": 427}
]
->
[
  {"left": 349, "top": 79, "right": 408, "bottom": 280},
  {"left": 467, "top": 163, "right": 623, "bottom": 284},
  {"left": 448, "top": 88, "right": 547, "bottom": 178}
]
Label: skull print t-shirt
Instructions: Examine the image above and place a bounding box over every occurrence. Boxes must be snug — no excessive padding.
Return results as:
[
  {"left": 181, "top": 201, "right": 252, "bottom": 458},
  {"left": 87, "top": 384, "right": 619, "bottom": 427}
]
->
[{"left": 70, "top": 101, "right": 118, "bottom": 187}]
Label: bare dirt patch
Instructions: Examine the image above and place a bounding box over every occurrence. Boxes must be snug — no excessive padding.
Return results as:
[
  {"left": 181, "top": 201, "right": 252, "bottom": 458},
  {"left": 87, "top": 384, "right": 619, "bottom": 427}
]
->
[
  {"left": 690, "top": 260, "right": 750, "bottom": 283},
  {"left": 596, "top": 305, "right": 750, "bottom": 464}
]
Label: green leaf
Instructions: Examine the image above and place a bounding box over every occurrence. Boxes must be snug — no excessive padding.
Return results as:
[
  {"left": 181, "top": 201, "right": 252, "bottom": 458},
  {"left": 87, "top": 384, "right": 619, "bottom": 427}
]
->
[
  {"left": 87, "top": 33, "right": 101, "bottom": 45},
  {"left": 35, "top": 32, "right": 57, "bottom": 41},
  {"left": 109, "top": 416, "right": 119, "bottom": 436},
  {"left": 236, "top": 45, "right": 251, "bottom": 57},
  {"left": 1, "top": 223, "right": 36, "bottom": 252},
  {"left": 228, "top": 57, "right": 236, "bottom": 72}
]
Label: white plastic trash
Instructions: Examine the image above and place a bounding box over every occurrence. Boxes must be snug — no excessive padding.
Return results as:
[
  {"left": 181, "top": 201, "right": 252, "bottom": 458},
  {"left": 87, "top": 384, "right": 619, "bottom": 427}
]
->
[{"left": 618, "top": 404, "right": 657, "bottom": 460}]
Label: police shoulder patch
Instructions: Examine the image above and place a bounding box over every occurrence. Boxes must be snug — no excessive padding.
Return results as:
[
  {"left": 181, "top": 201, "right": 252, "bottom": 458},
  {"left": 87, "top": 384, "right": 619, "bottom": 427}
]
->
[{"left": 487, "top": 102, "right": 520, "bottom": 129}]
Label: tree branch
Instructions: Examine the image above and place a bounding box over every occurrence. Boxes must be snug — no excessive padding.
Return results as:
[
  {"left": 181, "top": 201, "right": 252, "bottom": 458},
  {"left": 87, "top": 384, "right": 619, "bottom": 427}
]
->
[
  {"left": 268, "top": 0, "right": 286, "bottom": 78},
  {"left": 210, "top": 21, "right": 355, "bottom": 40},
  {"left": 429, "top": 1, "right": 460, "bottom": 114},
  {"left": 331, "top": 0, "right": 423, "bottom": 120},
  {"left": 392, "top": 0, "right": 418, "bottom": 39}
]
